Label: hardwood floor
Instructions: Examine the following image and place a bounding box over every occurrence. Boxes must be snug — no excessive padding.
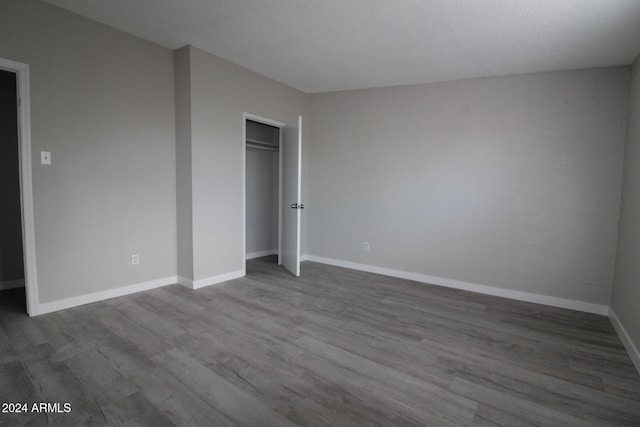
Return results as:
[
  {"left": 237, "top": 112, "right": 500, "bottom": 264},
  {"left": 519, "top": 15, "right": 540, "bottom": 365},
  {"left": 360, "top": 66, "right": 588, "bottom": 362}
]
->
[{"left": 1, "top": 256, "right": 639, "bottom": 426}]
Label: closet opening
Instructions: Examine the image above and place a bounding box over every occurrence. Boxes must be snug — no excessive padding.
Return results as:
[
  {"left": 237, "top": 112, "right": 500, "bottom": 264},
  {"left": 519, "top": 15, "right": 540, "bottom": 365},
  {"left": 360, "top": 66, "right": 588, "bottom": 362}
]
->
[
  {"left": 0, "top": 68, "right": 26, "bottom": 314},
  {"left": 244, "top": 117, "right": 282, "bottom": 267}
]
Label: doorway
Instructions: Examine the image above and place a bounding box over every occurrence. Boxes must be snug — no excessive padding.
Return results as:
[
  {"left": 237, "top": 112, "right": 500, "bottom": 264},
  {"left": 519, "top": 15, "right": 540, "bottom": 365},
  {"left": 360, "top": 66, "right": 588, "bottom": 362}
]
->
[
  {"left": 244, "top": 118, "right": 281, "bottom": 265},
  {"left": 0, "top": 69, "right": 25, "bottom": 312},
  {"left": 243, "top": 113, "right": 303, "bottom": 277},
  {"left": 0, "top": 58, "right": 38, "bottom": 316}
]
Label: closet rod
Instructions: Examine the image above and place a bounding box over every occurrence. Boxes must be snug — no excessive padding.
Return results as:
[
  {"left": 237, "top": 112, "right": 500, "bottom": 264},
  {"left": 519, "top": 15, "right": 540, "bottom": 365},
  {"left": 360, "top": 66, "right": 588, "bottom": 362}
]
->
[
  {"left": 246, "top": 138, "right": 278, "bottom": 146},
  {"left": 246, "top": 142, "right": 279, "bottom": 152}
]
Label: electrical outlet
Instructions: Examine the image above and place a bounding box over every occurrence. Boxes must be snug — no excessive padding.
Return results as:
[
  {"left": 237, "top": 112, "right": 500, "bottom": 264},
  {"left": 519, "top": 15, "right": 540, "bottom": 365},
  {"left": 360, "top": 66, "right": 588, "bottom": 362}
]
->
[
  {"left": 41, "top": 151, "right": 51, "bottom": 165},
  {"left": 131, "top": 253, "right": 140, "bottom": 265},
  {"left": 364, "top": 242, "right": 370, "bottom": 251}
]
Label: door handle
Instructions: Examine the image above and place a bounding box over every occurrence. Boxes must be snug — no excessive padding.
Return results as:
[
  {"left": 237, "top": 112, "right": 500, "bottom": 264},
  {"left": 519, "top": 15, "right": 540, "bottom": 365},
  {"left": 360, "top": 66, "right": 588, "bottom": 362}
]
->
[{"left": 290, "top": 203, "right": 305, "bottom": 209}]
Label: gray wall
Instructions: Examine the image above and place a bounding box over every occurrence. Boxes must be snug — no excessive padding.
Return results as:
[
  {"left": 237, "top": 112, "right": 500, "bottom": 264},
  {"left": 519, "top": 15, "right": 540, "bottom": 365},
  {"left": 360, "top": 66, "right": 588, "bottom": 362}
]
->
[
  {"left": 177, "top": 46, "right": 308, "bottom": 281},
  {"left": 308, "top": 68, "right": 629, "bottom": 305},
  {"left": 0, "top": 0, "right": 176, "bottom": 303},
  {"left": 0, "top": 70, "right": 24, "bottom": 284},
  {"left": 612, "top": 54, "right": 640, "bottom": 348}
]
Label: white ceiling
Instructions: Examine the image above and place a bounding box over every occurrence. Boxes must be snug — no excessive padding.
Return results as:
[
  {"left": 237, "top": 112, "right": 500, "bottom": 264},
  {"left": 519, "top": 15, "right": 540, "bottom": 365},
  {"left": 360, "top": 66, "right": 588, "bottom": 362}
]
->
[{"left": 43, "top": 0, "right": 640, "bottom": 94}]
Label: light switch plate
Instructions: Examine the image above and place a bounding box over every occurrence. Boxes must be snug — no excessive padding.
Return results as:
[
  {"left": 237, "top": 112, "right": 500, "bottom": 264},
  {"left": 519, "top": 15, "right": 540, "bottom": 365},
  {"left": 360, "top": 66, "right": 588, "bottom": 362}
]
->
[{"left": 41, "top": 151, "right": 51, "bottom": 165}]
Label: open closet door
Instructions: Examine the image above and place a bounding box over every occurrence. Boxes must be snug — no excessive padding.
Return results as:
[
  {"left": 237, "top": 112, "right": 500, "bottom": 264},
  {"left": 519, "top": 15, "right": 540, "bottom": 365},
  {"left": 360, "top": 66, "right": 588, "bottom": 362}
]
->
[{"left": 281, "top": 116, "right": 302, "bottom": 276}]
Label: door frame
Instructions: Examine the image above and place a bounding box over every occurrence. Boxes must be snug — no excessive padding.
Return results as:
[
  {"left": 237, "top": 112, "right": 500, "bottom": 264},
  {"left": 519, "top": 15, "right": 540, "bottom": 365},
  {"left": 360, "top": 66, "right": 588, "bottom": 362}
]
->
[
  {"left": 242, "top": 113, "right": 285, "bottom": 269},
  {"left": 0, "top": 57, "right": 39, "bottom": 316}
]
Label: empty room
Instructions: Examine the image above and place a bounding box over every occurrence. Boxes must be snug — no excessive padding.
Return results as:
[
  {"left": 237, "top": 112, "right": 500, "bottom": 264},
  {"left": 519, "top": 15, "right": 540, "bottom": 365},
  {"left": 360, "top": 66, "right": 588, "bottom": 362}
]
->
[{"left": 2, "top": 0, "right": 640, "bottom": 425}]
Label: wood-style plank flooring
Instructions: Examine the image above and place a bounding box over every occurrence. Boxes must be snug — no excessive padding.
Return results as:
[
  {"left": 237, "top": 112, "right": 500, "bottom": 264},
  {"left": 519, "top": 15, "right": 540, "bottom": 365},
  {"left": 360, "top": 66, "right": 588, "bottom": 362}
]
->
[{"left": 1, "top": 256, "right": 639, "bottom": 426}]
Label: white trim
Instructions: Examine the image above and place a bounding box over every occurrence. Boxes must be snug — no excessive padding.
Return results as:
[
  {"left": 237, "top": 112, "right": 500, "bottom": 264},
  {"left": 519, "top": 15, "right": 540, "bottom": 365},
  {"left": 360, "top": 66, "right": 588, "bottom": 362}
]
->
[
  {"left": 179, "top": 269, "right": 245, "bottom": 290},
  {"left": 300, "top": 254, "right": 309, "bottom": 262},
  {"left": 304, "top": 255, "right": 609, "bottom": 315},
  {"left": 243, "top": 113, "right": 286, "bottom": 128},
  {"left": 0, "top": 57, "right": 39, "bottom": 316},
  {"left": 278, "top": 127, "right": 283, "bottom": 265},
  {"left": 609, "top": 309, "right": 640, "bottom": 375},
  {"left": 0, "top": 279, "right": 25, "bottom": 291},
  {"left": 242, "top": 114, "right": 247, "bottom": 268},
  {"left": 35, "top": 276, "right": 178, "bottom": 316},
  {"left": 247, "top": 249, "right": 278, "bottom": 260},
  {"left": 295, "top": 116, "right": 302, "bottom": 275}
]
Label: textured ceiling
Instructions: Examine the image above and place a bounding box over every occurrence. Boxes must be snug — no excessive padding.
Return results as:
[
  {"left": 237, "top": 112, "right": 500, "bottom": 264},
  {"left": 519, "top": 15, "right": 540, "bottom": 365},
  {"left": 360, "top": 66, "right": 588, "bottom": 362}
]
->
[{"left": 43, "top": 0, "right": 640, "bottom": 93}]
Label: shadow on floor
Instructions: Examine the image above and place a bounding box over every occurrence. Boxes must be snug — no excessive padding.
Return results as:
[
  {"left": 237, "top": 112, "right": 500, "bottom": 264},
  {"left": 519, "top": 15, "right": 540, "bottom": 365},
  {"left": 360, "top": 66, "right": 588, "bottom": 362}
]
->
[{"left": 0, "top": 286, "right": 27, "bottom": 317}]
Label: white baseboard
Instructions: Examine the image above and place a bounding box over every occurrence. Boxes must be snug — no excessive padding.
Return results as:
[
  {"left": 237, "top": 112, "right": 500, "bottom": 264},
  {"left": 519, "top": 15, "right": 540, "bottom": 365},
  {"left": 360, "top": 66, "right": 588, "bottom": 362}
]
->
[
  {"left": 303, "top": 255, "right": 609, "bottom": 315},
  {"left": 247, "top": 249, "right": 277, "bottom": 260},
  {"left": 609, "top": 309, "right": 640, "bottom": 375},
  {"left": 0, "top": 278, "right": 25, "bottom": 291},
  {"left": 300, "top": 254, "right": 309, "bottom": 262},
  {"left": 35, "top": 276, "right": 178, "bottom": 316},
  {"left": 179, "top": 269, "right": 245, "bottom": 290},
  {"left": 33, "top": 268, "right": 246, "bottom": 315}
]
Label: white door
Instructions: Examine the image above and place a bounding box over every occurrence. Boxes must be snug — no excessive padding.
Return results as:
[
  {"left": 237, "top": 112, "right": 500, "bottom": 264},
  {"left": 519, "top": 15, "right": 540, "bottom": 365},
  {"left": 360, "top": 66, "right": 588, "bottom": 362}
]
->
[{"left": 281, "top": 116, "right": 302, "bottom": 276}]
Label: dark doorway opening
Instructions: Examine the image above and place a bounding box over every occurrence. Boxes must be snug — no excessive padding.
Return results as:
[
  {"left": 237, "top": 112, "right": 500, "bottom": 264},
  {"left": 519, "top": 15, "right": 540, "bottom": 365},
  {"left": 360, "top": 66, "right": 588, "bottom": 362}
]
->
[{"left": 0, "top": 68, "right": 25, "bottom": 313}]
